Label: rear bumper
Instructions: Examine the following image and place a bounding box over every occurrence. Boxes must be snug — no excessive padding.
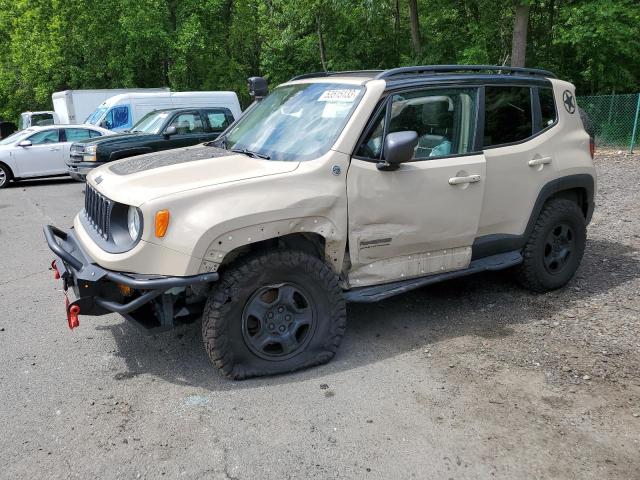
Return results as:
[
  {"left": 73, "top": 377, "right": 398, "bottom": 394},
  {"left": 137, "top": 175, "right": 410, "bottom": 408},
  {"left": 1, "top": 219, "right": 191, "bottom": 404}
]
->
[{"left": 44, "top": 224, "right": 218, "bottom": 323}]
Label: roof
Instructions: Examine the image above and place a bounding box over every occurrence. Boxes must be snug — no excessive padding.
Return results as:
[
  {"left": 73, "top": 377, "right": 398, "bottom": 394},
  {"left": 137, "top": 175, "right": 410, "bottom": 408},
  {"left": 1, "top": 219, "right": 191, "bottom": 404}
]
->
[{"left": 288, "top": 65, "right": 557, "bottom": 88}]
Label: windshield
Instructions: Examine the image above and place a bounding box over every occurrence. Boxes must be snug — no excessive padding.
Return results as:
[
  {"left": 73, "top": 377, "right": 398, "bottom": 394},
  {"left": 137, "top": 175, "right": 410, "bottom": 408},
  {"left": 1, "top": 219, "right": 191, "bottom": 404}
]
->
[
  {"left": 223, "top": 83, "right": 364, "bottom": 161},
  {"left": 0, "top": 129, "right": 32, "bottom": 146},
  {"left": 131, "top": 111, "right": 171, "bottom": 134},
  {"left": 85, "top": 106, "right": 107, "bottom": 124}
]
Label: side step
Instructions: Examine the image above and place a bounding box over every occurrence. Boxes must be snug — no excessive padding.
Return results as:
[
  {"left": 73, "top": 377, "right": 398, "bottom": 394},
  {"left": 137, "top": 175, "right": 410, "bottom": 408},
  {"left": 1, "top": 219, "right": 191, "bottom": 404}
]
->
[{"left": 344, "top": 250, "right": 523, "bottom": 303}]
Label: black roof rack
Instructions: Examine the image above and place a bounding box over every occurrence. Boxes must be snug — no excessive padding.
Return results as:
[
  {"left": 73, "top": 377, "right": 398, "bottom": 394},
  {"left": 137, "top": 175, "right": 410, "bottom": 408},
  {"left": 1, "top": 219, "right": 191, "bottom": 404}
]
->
[
  {"left": 375, "top": 65, "right": 556, "bottom": 79},
  {"left": 289, "top": 70, "right": 383, "bottom": 81}
]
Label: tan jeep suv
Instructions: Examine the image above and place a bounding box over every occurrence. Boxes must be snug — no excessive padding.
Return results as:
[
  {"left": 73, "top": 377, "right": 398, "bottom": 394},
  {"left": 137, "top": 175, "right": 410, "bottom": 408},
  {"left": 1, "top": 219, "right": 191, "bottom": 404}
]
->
[{"left": 45, "top": 66, "right": 596, "bottom": 379}]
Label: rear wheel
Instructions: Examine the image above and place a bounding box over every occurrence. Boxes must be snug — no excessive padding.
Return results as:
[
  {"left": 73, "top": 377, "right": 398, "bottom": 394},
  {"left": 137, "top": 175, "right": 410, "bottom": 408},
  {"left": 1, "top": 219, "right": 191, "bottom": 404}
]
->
[
  {"left": 0, "top": 163, "right": 11, "bottom": 189},
  {"left": 202, "top": 250, "right": 346, "bottom": 379},
  {"left": 516, "top": 199, "right": 586, "bottom": 292}
]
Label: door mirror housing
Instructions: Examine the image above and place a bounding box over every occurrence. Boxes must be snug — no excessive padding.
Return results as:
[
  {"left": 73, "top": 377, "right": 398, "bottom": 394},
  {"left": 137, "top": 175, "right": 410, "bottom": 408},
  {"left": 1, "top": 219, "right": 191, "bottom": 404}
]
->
[
  {"left": 17, "top": 140, "right": 32, "bottom": 147},
  {"left": 247, "top": 76, "right": 268, "bottom": 100},
  {"left": 377, "top": 131, "right": 418, "bottom": 171},
  {"left": 164, "top": 125, "right": 177, "bottom": 137}
]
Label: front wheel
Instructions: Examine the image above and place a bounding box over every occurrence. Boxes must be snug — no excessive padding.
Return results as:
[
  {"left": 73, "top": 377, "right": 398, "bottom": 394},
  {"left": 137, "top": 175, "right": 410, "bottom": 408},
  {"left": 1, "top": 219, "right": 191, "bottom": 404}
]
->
[
  {"left": 202, "top": 250, "right": 347, "bottom": 379},
  {"left": 516, "top": 199, "right": 586, "bottom": 292},
  {"left": 0, "top": 163, "right": 11, "bottom": 189}
]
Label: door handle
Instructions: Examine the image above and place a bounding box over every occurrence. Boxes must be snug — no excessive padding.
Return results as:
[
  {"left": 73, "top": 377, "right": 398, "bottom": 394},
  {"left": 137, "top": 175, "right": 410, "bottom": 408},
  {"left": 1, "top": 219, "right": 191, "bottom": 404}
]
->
[
  {"left": 528, "top": 157, "right": 552, "bottom": 167},
  {"left": 49, "top": 148, "right": 60, "bottom": 151},
  {"left": 448, "top": 174, "right": 481, "bottom": 185}
]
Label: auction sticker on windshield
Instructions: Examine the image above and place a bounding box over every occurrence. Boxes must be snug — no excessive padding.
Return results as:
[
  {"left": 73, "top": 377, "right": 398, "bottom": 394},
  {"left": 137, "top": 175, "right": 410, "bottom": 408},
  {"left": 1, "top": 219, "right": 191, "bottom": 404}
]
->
[{"left": 318, "top": 89, "right": 360, "bottom": 102}]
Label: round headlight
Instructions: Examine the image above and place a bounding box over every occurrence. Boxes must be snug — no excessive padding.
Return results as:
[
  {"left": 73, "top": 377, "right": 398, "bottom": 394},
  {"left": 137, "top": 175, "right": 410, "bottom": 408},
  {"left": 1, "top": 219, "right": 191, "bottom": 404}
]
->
[{"left": 127, "top": 206, "right": 141, "bottom": 240}]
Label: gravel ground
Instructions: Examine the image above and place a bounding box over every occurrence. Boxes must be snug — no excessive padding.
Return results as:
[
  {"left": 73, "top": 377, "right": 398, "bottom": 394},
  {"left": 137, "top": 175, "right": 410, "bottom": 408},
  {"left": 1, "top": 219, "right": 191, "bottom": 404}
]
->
[{"left": 0, "top": 153, "right": 638, "bottom": 479}]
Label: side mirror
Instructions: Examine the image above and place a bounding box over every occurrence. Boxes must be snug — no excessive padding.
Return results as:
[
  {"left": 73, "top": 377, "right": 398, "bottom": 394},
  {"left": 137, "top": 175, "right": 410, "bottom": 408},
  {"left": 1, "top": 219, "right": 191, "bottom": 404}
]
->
[
  {"left": 164, "top": 125, "right": 177, "bottom": 137},
  {"left": 18, "top": 140, "right": 32, "bottom": 147},
  {"left": 248, "top": 76, "right": 268, "bottom": 100},
  {"left": 377, "top": 131, "right": 418, "bottom": 171}
]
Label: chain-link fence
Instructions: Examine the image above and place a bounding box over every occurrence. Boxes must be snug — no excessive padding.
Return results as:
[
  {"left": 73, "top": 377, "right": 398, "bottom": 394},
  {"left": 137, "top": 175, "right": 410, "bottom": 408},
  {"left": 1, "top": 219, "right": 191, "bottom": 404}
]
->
[{"left": 577, "top": 93, "right": 640, "bottom": 153}]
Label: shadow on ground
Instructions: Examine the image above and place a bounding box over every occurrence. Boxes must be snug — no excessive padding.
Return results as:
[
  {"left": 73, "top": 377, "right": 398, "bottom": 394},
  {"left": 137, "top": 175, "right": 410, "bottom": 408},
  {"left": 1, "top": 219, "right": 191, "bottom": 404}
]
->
[{"left": 99, "top": 238, "right": 639, "bottom": 390}]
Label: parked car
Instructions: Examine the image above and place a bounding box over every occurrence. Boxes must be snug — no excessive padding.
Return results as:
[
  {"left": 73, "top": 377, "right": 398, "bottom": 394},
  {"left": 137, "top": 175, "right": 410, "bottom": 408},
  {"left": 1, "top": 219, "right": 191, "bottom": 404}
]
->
[
  {"left": 67, "top": 107, "right": 236, "bottom": 180},
  {"left": 19, "top": 88, "right": 169, "bottom": 129},
  {"left": 0, "top": 125, "right": 112, "bottom": 188},
  {"left": 83, "top": 91, "right": 242, "bottom": 132},
  {"left": 46, "top": 66, "right": 596, "bottom": 380}
]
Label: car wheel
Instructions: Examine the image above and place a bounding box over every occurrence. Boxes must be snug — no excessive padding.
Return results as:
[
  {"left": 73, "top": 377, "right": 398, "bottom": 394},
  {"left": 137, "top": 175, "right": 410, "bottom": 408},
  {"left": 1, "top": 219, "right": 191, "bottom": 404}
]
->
[
  {"left": 516, "top": 199, "right": 586, "bottom": 293},
  {"left": 202, "top": 250, "right": 346, "bottom": 380},
  {"left": 0, "top": 163, "right": 12, "bottom": 189}
]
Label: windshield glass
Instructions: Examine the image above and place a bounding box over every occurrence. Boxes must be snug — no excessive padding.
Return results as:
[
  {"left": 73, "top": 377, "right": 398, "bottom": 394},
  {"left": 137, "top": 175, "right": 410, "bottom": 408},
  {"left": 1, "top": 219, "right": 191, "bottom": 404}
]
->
[
  {"left": 85, "top": 106, "right": 107, "bottom": 124},
  {"left": 224, "top": 83, "right": 364, "bottom": 161},
  {"left": 131, "top": 111, "right": 171, "bottom": 134},
  {"left": 0, "top": 129, "right": 32, "bottom": 146}
]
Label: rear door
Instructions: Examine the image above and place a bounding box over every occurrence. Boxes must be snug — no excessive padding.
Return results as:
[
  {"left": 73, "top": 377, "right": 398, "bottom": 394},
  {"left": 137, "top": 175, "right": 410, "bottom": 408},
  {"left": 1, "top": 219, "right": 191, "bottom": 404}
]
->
[
  {"left": 203, "top": 108, "right": 235, "bottom": 140},
  {"left": 12, "top": 128, "right": 64, "bottom": 177},
  {"left": 347, "top": 86, "right": 486, "bottom": 286}
]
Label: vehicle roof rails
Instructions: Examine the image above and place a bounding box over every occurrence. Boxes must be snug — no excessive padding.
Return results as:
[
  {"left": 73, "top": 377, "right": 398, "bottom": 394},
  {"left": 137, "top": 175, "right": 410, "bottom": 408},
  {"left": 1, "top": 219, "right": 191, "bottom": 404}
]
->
[
  {"left": 289, "top": 70, "right": 384, "bottom": 81},
  {"left": 375, "top": 65, "right": 557, "bottom": 79}
]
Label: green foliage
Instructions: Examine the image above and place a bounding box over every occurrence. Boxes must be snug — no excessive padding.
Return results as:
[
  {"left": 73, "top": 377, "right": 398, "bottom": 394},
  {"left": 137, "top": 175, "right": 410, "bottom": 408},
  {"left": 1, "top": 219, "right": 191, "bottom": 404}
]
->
[{"left": 0, "top": 0, "right": 638, "bottom": 121}]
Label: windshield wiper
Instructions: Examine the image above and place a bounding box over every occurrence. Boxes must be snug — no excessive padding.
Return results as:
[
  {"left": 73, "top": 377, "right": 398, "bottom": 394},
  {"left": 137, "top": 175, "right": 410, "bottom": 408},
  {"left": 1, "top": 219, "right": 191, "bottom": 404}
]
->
[{"left": 231, "top": 148, "right": 271, "bottom": 160}]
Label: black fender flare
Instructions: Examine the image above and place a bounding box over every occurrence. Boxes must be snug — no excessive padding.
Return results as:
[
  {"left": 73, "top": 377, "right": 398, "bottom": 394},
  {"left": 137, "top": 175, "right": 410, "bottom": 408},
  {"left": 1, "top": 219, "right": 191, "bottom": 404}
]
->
[{"left": 472, "top": 174, "right": 595, "bottom": 260}]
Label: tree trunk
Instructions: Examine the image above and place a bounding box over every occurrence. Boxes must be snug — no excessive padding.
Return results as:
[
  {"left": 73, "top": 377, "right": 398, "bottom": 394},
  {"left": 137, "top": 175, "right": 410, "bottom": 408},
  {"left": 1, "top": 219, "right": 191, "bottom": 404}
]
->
[
  {"left": 317, "top": 15, "right": 327, "bottom": 72},
  {"left": 394, "top": 0, "right": 400, "bottom": 63},
  {"left": 408, "top": 0, "right": 421, "bottom": 57},
  {"left": 511, "top": 4, "right": 530, "bottom": 67}
]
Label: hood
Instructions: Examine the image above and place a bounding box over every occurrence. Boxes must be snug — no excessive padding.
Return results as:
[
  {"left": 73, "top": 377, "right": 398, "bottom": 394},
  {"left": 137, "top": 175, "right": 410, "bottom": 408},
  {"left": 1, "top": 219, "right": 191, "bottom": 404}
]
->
[
  {"left": 86, "top": 144, "right": 299, "bottom": 206},
  {"left": 75, "top": 131, "right": 139, "bottom": 146}
]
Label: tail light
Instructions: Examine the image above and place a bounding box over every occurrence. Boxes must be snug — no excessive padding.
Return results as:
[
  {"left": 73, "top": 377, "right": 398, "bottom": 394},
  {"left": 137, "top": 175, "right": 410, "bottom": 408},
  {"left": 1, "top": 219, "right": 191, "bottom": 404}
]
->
[{"left": 589, "top": 137, "right": 596, "bottom": 159}]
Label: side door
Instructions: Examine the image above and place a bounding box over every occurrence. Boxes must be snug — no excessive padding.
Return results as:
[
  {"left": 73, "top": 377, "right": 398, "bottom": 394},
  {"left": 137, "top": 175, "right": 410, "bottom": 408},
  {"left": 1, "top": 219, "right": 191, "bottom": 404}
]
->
[
  {"left": 161, "top": 111, "right": 209, "bottom": 149},
  {"left": 475, "top": 85, "right": 559, "bottom": 247},
  {"left": 203, "top": 108, "right": 235, "bottom": 141},
  {"left": 347, "top": 86, "right": 486, "bottom": 287},
  {"left": 11, "top": 128, "right": 64, "bottom": 177}
]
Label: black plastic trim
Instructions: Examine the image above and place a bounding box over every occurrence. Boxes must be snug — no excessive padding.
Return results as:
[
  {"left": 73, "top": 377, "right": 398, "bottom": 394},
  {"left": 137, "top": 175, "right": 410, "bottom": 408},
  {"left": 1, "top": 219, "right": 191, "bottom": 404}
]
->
[
  {"left": 375, "top": 65, "right": 556, "bottom": 80},
  {"left": 344, "top": 251, "right": 523, "bottom": 303},
  {"left": 471, "top": 174, "right": 595, "bottom": 260}
]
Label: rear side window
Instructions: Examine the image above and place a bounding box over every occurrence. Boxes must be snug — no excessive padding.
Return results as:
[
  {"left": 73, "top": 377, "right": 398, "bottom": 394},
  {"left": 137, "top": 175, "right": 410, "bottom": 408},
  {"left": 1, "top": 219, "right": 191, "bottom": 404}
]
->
[
  {"left": 206, "top": 109, "right": 234, "bottom": 130},
  {"left": 89, "top": 130, "right": 103, "bottom": 138},
  {"left": 539, "top": 88, "right": 557, "bottom": 129},
  {"left": 169, "top": 112, "right": 205, "bottom": 134},
  {"left": 483, "top": 86, "right": 532, "bottom": 147},
  {"left": 65, "top": 128, "right": 92, "bottom": 141}
]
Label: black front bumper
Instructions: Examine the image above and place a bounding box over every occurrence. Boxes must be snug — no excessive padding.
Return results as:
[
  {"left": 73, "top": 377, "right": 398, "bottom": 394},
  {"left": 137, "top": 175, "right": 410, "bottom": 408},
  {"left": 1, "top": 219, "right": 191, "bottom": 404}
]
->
[{"left": 44, "top": 225, "right": 218, "bottom": 327}]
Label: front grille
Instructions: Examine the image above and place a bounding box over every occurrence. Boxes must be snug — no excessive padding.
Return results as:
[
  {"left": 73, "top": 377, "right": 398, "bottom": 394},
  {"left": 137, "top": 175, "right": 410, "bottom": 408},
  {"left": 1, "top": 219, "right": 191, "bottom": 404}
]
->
[
  {"left": 69, "top": 144, "right": 84, "bottom": 163},
  {"left": 84, "top": 184, "right": 113, "bottom": 240}
]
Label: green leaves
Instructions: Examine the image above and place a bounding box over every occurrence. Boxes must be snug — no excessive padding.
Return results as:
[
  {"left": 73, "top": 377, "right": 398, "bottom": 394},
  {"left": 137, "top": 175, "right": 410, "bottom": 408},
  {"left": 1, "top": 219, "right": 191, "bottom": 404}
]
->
[{"left": 0, "top": 0, "right": 638, "bottom": 122}]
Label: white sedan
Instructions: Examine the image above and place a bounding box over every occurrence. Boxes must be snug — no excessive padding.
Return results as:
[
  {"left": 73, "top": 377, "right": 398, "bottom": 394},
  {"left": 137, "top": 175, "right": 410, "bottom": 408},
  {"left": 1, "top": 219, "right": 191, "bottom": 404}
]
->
[{"left": 0, "top": 125, "right": 113, "bottom": 188}]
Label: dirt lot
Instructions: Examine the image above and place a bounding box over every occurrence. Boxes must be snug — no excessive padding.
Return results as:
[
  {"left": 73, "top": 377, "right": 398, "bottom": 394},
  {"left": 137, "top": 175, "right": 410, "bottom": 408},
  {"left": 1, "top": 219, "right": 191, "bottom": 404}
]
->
[{"left": 0, "top": 153, "right": 638, "bottom": 479}]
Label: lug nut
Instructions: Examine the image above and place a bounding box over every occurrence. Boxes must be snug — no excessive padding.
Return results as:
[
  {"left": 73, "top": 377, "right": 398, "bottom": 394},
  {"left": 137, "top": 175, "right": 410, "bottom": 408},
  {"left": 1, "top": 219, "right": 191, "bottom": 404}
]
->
[
  {"left": 268, "top": 323, "right": 275, "bottom": 330},
  {"left": 278, "top": 325, "right": 286, "bottom": 332},
  {"left": 267, "top": 312, "right": 274, "bottom": 319},
  {"left": 285, "top": 315, "right": 291, "bottom": 321},
  {"left": 278, "top": 306, "right": 284, "bottom": 313}
]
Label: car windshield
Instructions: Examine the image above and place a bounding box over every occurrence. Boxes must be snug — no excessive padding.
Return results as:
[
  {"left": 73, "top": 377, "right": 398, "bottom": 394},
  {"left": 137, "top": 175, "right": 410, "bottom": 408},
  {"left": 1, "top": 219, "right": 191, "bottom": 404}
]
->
[
  {"left": 85, "top": 106, "right": 107, "bottom": 124},
  {"left": 223, "top": 83, "right": 364, "bottom": 161},
  {"left": 131, "top": 111, "right": 171, "bottom": 134},
  {"left": 0, "top": 129, "right": 33, "bottom": 146}
]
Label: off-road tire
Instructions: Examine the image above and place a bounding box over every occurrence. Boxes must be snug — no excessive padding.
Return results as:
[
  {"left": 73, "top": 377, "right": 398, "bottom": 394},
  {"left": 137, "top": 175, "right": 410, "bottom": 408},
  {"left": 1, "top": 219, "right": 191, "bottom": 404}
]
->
[
  {"left": 0, "top": 163, "right": 11, "bottom": 189},
  {"left": 202, "top": 250, "right": 347, "bottom": 380},
  {"left": 516, "top": 199, "right": 586, "bottom": 293}
]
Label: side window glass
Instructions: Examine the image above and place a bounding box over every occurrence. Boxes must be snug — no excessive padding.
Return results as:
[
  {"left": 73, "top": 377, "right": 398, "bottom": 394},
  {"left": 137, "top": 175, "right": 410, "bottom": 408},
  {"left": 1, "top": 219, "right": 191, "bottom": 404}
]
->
[
  {"left": 355, "top": 106, "right": 386, "bottom": 159},
  {"left": 65, "top": 128, "right": 92, "bottom": 141},
  {"left": 104, "top": 105, "right": 130, "bottom": 130},
  {"left": 484, "top": 86, "right": 533, "bottom": 146},
  {"left": 89, "top": 130, "right": 103, "bottom": 138},
  {"left": 539, "top": 87, "right": 557, "bottom": 129},
  {"left": 28, "top": 129, "right": 60, "bottom": 145},
  {"left": 206, "top": 110, "right": 233, "bottom": 130},
  {"left": 169, "top": 113, "right": 205, "bottom": 135}
]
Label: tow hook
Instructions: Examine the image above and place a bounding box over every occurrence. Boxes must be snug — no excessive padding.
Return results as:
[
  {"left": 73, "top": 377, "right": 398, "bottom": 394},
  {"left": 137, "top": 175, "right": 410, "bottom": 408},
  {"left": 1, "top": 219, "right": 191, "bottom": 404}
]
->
[
  {"left": 65, "top": 294, "right": 80, "bottom": 330},
  {"left": 51, "top": 260, "right": 60, "bottom": 280}
]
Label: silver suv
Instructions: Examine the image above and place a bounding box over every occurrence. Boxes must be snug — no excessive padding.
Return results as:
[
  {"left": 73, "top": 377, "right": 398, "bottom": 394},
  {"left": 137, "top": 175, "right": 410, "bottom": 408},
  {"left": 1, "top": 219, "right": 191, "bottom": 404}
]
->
[{"left": 46, "top": 66, "right": 596, "bottom": 379}]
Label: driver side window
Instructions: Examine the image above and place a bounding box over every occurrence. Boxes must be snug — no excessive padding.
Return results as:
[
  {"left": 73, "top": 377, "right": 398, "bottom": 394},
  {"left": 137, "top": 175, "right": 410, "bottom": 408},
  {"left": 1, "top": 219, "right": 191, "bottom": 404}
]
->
[
  {"left": 28, "top": 129, "right": 60, "bottom": 145},
  {"left": 357, "top": 88, "right": 478, "bottom": 161}
]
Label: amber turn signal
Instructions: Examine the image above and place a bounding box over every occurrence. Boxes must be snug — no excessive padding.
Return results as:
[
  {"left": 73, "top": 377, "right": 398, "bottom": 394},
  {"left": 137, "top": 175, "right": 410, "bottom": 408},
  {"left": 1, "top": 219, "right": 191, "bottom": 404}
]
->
[{"left": 155, "top": 209, "right": 170, "bottom": 238}]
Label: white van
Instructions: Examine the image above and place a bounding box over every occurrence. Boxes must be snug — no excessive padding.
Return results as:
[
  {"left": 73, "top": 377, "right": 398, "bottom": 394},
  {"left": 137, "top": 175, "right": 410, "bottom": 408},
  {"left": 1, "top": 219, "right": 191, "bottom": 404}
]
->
[
  {"left": 84, "top": 91, "right": 242, "bottom": 131},
  {"left": 20, "top": 88, "right": 169, "bottom": 129}
]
